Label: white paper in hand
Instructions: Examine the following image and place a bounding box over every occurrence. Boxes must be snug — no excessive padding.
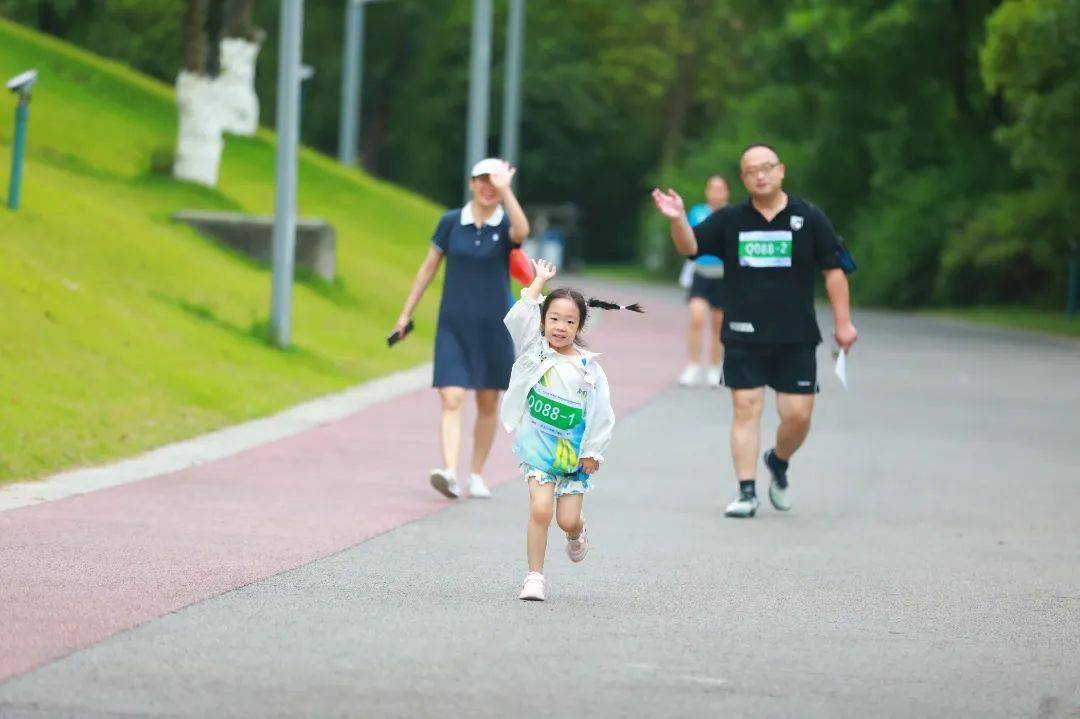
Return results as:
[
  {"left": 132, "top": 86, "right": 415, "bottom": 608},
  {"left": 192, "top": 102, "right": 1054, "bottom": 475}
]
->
[{"left": 834, "top": 348, "right": 848, "bottom": 389}]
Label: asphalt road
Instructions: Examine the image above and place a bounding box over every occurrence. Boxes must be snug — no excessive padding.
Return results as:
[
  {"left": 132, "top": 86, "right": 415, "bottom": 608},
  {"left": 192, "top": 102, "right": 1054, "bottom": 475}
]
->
[{"left": 2, "top": 291, "right": 1078, "bottom": 718}]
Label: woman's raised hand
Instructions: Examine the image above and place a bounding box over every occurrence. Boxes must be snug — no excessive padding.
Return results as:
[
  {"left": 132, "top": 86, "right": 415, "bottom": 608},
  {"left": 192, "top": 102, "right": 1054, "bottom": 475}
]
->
[
  {"left": 488, "top": 161, "right": 516, "bottom": 192},
  {"left": 651, "top": 188, "right": 685, "bottom": 220},
  {"left": 532, "top": 258, "right": 557, "bottom": 282}
]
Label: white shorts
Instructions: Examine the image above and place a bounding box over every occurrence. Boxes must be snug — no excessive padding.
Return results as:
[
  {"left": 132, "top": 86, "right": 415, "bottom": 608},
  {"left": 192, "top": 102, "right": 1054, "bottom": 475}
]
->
[{"left": 522, "top": 464, "right": 592, "bottom": 498}]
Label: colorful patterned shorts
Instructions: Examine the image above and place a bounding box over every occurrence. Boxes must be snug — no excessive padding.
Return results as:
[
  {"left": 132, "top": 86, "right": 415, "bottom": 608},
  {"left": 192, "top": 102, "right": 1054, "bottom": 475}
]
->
[{"left": 522, "top": 464, "right": 592, "bottom": 498}]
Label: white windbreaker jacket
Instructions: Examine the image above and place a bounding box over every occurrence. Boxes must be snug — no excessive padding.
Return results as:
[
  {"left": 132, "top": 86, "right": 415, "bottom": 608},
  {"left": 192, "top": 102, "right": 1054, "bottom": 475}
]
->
[{"left": 500, "top": 291, "right": 615, "bottom": 464}]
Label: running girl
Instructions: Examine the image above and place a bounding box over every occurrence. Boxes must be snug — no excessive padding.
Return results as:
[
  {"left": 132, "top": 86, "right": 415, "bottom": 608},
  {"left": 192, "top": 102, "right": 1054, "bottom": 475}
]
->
[{"left": 500, "top": 259, "right": 642, "bottom": 601}]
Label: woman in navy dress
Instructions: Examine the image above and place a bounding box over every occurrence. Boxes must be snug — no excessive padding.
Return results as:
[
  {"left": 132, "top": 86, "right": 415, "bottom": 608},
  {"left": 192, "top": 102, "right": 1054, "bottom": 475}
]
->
[{"left": 394, "top": 159, "right": 530, "bottom": 500}]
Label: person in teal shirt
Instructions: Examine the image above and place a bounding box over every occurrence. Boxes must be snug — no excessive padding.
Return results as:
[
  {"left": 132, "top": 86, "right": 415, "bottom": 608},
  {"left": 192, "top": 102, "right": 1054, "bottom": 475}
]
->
[{"left": 678, "top": 174, "right": 729, "bottom": 387}]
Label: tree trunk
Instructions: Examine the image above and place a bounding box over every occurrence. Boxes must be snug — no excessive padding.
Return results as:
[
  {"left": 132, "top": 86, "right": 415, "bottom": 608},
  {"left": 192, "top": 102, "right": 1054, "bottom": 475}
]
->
[
  {"left": 948, "top": 0, "right": 972, "bottom": 121},
  {"left": 206, "top": 0, "right": 227, "bottom": 78},
  {"left": 182, "top": 0, "right": 210, "bottom": 74},
  {"left": 659, "top": 48, "right": 695, "bottom": 172},
  {"left": 658, "top": 0, "right": 705, "bottom": 172},
  {"left": 223, "top": 0, "right": 256, "bottom": 40}
]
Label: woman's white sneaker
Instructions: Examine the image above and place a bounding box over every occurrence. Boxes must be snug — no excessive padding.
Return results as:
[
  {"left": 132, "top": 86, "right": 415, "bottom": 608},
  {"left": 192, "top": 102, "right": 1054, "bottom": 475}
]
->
[
  {"left": 429, "top": 468, "right": 460, "bottom": 499},
  {"left": 678, "top": 363, "right": 703, "bottom": 386},
  {"left": 519, "top": 572, "right": 546, "bottom": 601},
  {"left": 706, "top": 365, "right": 723, "bottom": 387},
  {"left": 566, "top": 524, "right": 590, "bottom": 563},
  {"left": 468, "top": 473, "right": 492, "bottom": 499}
]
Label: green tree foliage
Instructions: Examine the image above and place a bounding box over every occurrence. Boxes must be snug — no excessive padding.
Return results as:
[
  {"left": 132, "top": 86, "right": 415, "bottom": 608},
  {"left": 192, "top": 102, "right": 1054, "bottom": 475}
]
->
[
  {"left": 936, "top": 0, "right": 1080, "bottom": 305},
  {"left": 0, "top": 0, "right": 183, "bottom": 81},
  {"left": 3, "top": 0, "right": 1076, "bottom": 304}
]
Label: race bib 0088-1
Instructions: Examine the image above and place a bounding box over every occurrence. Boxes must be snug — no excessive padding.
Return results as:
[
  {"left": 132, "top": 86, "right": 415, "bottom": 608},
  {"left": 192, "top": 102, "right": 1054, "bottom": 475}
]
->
[
  {"left": 526, "top": 385, "right": 583, "bottom": 438},
  {"left": 738, "top": 230, "right": 793, "bottom": 268}
]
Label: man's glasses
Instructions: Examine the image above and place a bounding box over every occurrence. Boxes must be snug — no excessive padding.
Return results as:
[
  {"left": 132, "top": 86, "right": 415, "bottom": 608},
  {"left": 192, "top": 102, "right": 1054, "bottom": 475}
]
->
[{"left": 741, "top": 162, "right": 780, "bottom": 178}]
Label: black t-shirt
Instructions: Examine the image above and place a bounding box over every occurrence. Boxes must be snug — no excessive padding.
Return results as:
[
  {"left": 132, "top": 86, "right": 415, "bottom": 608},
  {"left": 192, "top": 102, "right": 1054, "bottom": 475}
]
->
[{"left": 692, "top": 194, "right": 842, "bottom": 345}]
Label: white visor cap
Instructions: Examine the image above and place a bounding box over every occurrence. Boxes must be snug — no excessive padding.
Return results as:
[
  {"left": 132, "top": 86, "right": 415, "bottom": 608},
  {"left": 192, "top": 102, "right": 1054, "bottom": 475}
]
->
[{"left": 470, "top": 157, "right": 506, "bottom": 178}]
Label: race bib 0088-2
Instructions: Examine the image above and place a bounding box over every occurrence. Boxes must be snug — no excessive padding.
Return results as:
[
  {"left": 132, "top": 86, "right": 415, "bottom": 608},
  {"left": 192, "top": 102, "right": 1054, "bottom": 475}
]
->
[
  {"left": 526, "top": 385, "right": 583, "bottom": 438},
  {"left": 739, "top": 230, "right": 793, "bottom": 268}
]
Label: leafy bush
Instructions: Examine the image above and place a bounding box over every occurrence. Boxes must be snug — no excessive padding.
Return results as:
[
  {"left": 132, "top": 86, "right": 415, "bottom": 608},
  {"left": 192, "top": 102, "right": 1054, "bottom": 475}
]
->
[{"left": 938, "top": 190, "right": 1069, "bottom": 305}]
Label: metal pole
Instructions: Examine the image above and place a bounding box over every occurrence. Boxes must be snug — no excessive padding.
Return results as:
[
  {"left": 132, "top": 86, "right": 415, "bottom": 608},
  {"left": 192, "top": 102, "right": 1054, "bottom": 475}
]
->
[
  {"left": 271, "top": 0, "right": 304, "bottom": 347},
  {"left": 7, "top": 99, "right": 28, "bottom": 211},
  {"left": 464, "top": 0, "right": 493, "bottom": 200},
  {"left": 500, "top": 0, "right": 524, "bottom": 170},
  {"left": 338, "top": 0, "right": 364, "bottom": 166}
]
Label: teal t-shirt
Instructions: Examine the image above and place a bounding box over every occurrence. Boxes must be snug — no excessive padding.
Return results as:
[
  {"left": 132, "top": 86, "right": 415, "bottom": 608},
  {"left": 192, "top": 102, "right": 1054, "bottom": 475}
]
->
[{"left": 688, "top": 204, "right": 723, "bottom": 273}]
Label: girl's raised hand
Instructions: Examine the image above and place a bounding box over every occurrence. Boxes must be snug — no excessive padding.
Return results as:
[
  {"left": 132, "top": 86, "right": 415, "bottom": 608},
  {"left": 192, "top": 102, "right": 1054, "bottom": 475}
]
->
[
  {"left": 532, "top": 258, "right": 557, "bottom": 282},
  {"left": 651, "top": 188, "right": 685, "bottom": 220}
]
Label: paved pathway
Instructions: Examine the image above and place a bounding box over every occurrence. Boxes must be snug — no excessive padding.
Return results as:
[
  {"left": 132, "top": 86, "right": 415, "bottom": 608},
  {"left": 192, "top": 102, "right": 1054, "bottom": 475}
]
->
[{"left": 2, "top": 282, "right": 1079, "bottom": 717}]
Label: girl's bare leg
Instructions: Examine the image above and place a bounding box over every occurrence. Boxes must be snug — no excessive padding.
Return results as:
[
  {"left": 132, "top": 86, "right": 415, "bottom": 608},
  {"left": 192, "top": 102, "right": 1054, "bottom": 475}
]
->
[
  {"left": 555, "top": 493, "right": 584, "bottom": 539},
  {"left": 527, "top": 479, "right": 556, "bottom": 573}
]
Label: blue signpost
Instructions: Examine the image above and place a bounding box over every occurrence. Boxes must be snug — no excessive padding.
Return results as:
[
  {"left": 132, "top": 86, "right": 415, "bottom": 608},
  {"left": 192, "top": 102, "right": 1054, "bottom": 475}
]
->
[{"left": 5, "top": 69, "right": 36, "bottom": 211}]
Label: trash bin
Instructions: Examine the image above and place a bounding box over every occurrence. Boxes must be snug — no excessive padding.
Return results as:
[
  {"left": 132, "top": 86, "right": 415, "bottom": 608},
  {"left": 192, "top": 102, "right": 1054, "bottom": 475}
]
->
[{"left": 539, "top": 228, "right": 565, "bottom": 268}]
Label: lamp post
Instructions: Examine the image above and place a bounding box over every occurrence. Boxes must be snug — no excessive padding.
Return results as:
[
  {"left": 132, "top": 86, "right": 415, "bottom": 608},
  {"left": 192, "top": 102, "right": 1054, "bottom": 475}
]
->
[
  {"left": 464, "top": 0, "right": 493, "bottom": 200},
  {"left": 500, "top": 0, "right": 524, "bottom": 171},
  {"left": 270, "top": 0, "right": 304, "bottom": 347},
  {"left": 337, "top": 0, "right": 365, "bottom": 166},
  {"left": 5, "top": 69, "right": 37, "bottom": 211},
  {"left": 338, "top": 0, "right": 395, "bottom": 167}
]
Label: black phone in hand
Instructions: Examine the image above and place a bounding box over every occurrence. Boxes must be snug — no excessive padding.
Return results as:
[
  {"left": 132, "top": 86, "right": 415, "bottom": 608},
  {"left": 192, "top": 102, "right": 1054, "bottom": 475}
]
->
[{"left": 387, "top": 320, "right": 415, "bottom": 347}]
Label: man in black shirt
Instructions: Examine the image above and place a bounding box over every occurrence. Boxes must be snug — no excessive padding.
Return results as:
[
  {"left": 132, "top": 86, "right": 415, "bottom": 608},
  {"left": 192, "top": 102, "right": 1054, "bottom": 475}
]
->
[{"left": 651, "top": 143, "right": 858, "bottom": 518}]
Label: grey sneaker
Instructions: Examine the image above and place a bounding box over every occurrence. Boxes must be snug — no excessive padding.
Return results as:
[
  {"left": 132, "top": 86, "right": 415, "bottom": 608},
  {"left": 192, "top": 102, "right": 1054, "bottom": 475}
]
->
[
  {"left": 764, "top": 450, "right": 791, "bottom": 511},
  {"left": 724, "top": 491, "right": 760, "bottom": 518}
]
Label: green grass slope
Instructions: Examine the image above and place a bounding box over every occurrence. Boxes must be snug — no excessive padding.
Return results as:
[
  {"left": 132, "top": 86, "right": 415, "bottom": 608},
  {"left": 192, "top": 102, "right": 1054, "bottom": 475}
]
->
[{"left": 0, "top": 18, "right": 443, "bottom": 482}]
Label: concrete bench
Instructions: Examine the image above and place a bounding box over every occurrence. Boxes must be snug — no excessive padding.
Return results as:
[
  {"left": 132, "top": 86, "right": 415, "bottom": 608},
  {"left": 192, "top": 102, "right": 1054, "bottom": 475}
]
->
[{"left": 173, "top": 210, "right": 336, "bottom": 281}]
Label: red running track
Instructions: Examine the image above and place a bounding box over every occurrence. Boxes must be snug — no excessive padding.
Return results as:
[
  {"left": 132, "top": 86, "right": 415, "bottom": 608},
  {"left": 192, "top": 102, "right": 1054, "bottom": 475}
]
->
[{"left": 0, "top": 290, "right": 684, "bottom": 681}]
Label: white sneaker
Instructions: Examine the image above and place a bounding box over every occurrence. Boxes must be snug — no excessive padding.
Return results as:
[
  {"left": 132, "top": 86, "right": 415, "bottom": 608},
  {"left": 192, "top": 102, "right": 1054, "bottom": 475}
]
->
[
  {"left": 764, "top": 450, "right": 792, "bottom": 511},
  {"left": 706, "top": 365, "right": 723, "bottom": 387},
  {"left": 429, "top": 468, "right": 460, "bottom": 499},
  {"left": 724, "top": 491, "right": 760, "bottom": 518},
  {"left": 566, "top": 523, "right": 590, "bottom": 563},
  {"left": 678, "top": 363, "right": 703, "bottom": 386},
  {"left": 468, "top": 473, "right": 492, "bottom": 499},
  {"left": 519, "top": 572, "right": 545, "bottom": 601},
  {"left": 768, "top": 481, "right": 791, "bottom": 512}
]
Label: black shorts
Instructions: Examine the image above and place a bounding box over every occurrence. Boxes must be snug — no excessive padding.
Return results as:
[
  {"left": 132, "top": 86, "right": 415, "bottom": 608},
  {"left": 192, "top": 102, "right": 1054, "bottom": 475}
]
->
[
  {"left": 687, "top": 274, "right": 725, "bottom": 310},
  {"left": 722, "top": 342, "right": 819, "bottom": 394}
]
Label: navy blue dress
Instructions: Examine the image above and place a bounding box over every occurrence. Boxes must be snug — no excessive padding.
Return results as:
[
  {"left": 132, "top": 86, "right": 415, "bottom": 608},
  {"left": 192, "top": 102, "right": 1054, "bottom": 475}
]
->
[{"left": 431, "top": 207, "right": 516, "bottom": 389}]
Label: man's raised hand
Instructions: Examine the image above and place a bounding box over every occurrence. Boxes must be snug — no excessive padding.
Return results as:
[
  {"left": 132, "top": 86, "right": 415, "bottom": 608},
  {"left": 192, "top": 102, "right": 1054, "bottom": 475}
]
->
[{"left": 651, "top": 188, "right": 685, "bottom": 220}]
